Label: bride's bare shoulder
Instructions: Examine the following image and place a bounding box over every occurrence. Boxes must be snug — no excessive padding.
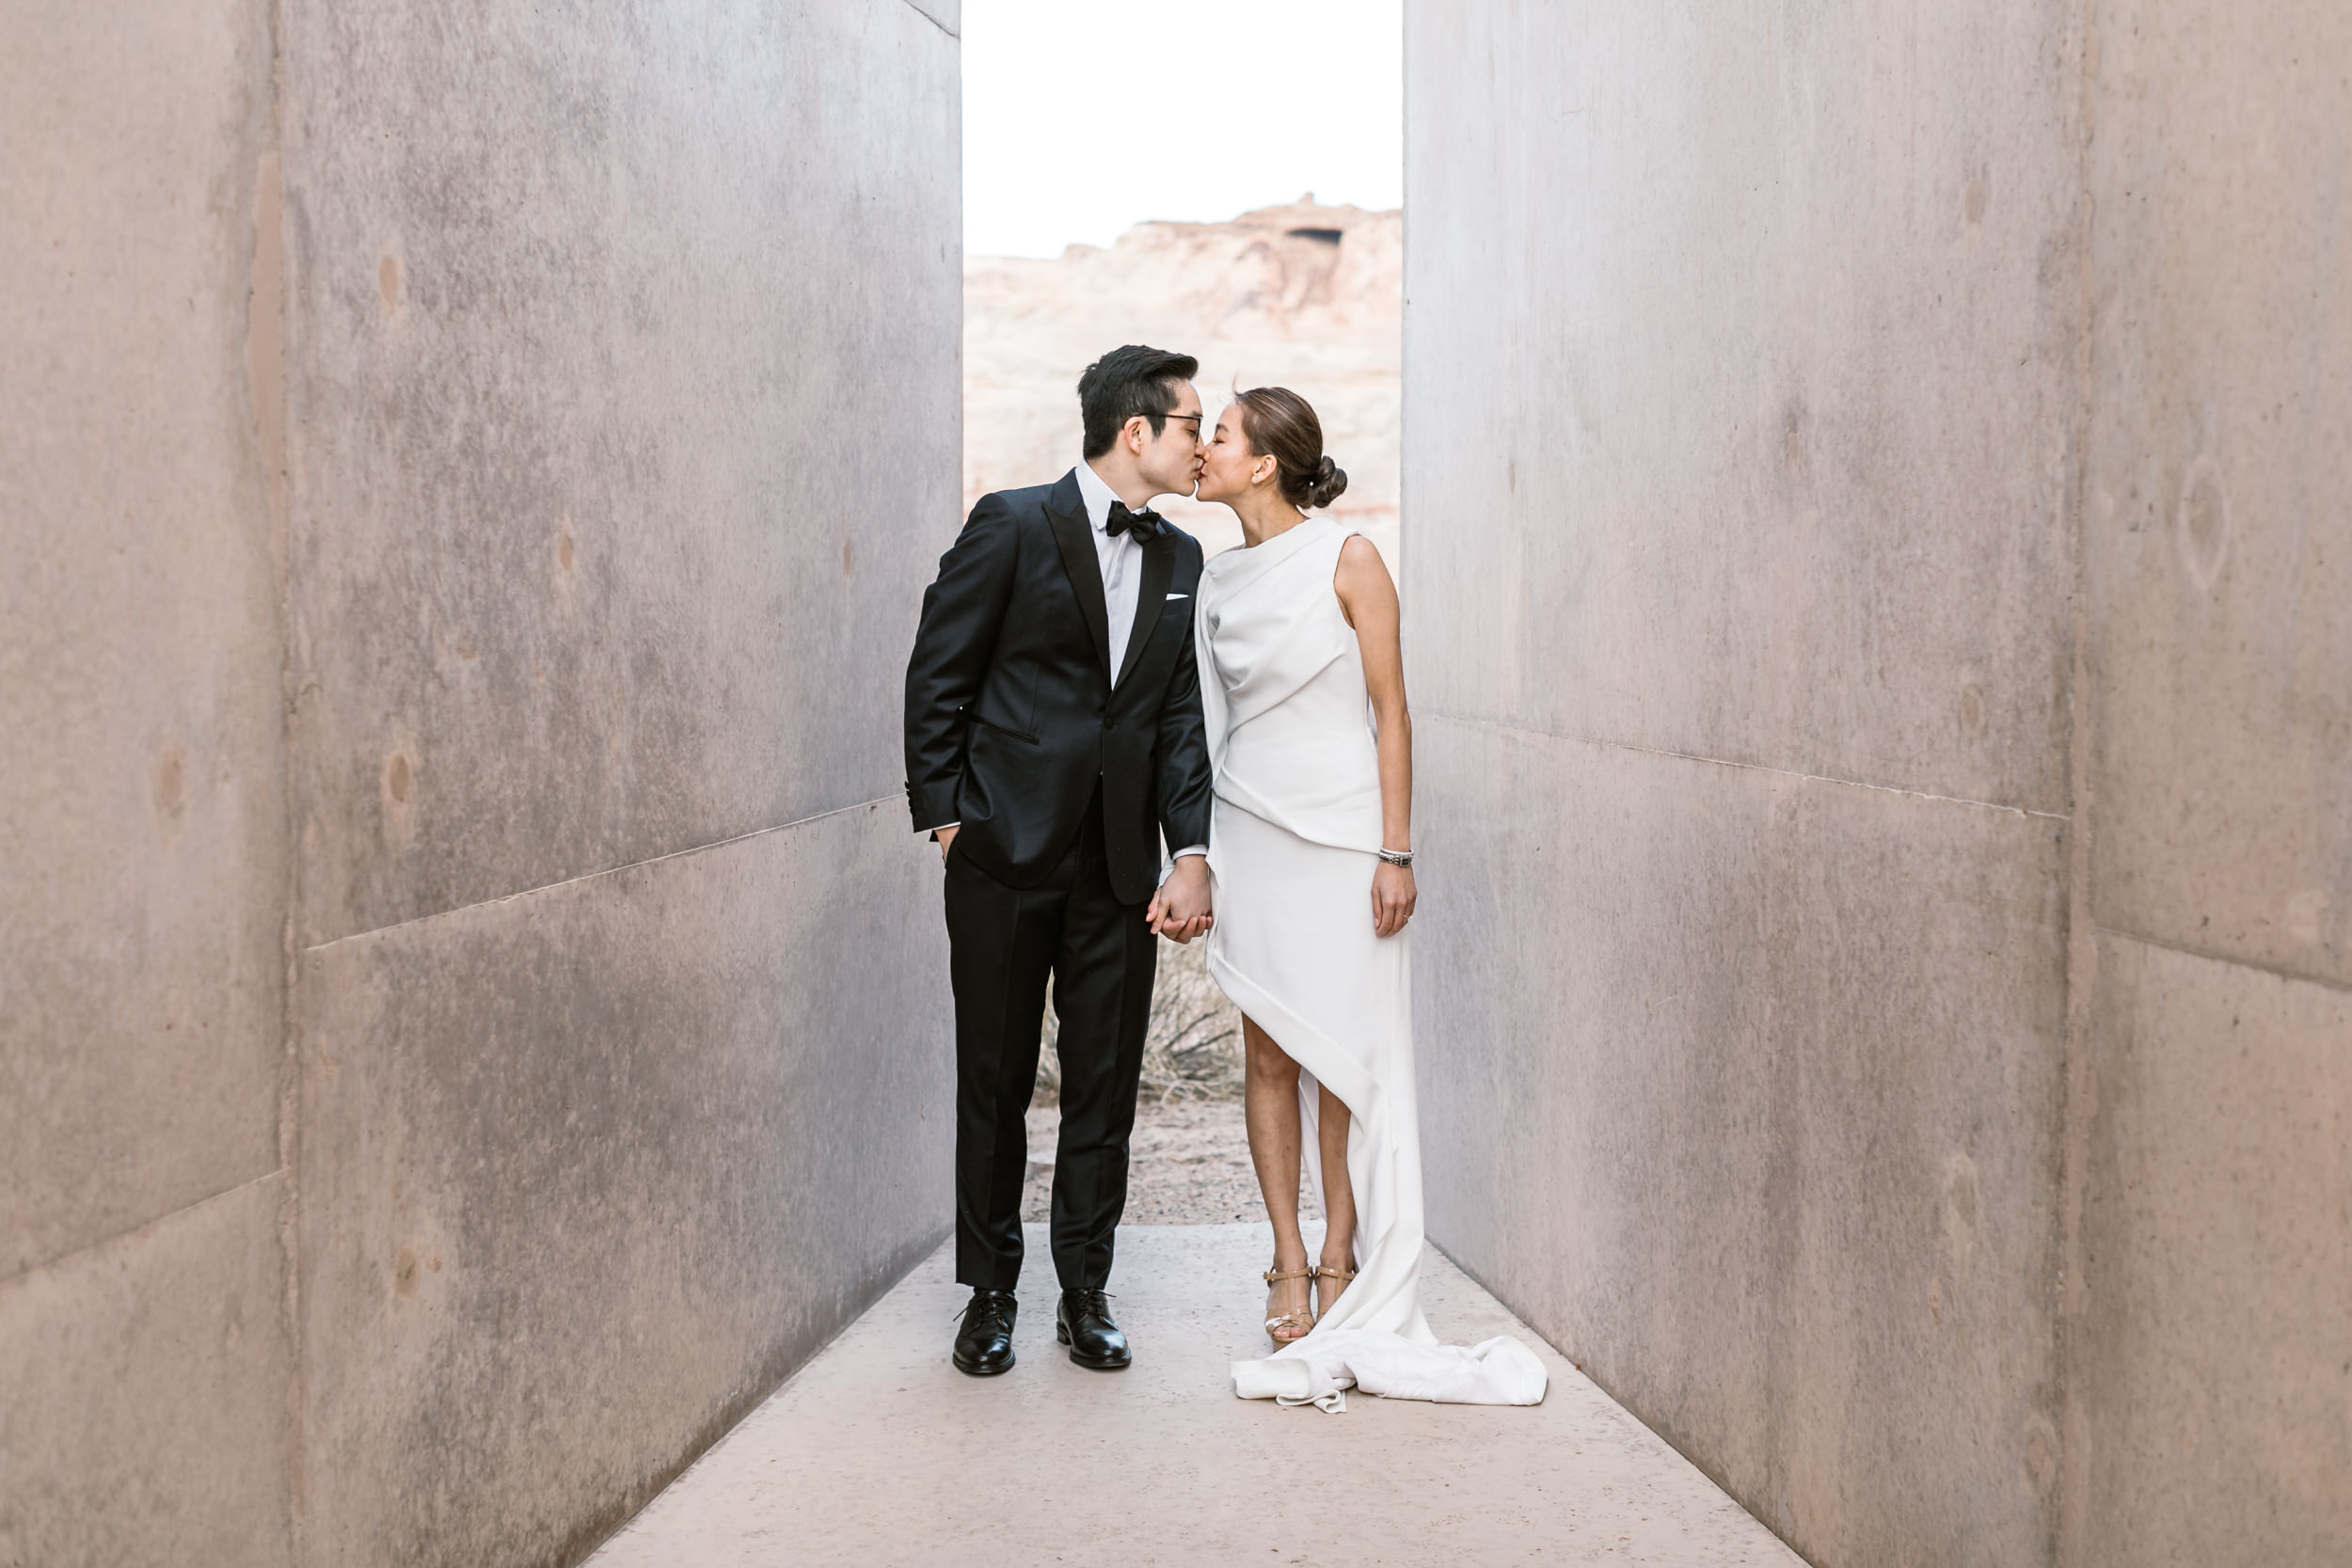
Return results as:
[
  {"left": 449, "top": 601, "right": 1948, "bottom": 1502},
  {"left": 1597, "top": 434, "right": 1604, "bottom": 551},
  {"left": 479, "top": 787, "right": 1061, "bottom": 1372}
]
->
[{"left": 1332, "top": 532, "right": 1396, "bottom": 615}]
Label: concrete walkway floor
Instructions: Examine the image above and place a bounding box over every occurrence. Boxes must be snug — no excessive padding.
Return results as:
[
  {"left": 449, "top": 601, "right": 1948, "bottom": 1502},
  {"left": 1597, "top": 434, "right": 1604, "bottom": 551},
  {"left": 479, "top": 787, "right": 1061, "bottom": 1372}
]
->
[{"left": 587, "top": 1224, "right": 1806, "bottom": 1567}]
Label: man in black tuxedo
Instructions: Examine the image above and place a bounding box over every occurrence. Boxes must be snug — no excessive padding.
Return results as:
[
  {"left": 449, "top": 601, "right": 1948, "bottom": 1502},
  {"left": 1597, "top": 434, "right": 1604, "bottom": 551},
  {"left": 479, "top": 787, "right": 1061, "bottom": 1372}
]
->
[{"left": 904, "top": 345, "right": 1216, "bottom": 1377}]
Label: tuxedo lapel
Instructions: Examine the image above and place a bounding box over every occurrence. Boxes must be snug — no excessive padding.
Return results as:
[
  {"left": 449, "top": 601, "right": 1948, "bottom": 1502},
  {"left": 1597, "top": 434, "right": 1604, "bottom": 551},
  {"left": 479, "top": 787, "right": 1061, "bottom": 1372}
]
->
[
  {"left": 1115, "top": 531, "right": 1175, "bottom": 689},
  {"left": 1044, "top": 471, "right": 1112, "bottom": 680}
]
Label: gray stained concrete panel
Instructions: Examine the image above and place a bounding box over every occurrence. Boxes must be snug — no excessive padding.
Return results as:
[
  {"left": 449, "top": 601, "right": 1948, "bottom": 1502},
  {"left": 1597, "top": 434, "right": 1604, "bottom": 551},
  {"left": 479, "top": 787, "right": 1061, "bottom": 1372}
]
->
[
  {"left": 1415, "top": 718, "right": 2067, "bottom": 1568},
  {"left": 2072, "top": 6, "right": 2352, "bottom": 1558},
  {"left": 0, "top": 1176, "right": 295, "bottom": 1568},
  {"left": 1402, "top": 2, "right": 2081, "bottom": 817},
  {"left": 278, "top": 0, "right": 961, "bottom": 945},
  {"left": 0, "top": 0, "right": 287, "bottom": 1280},
  {"left": 4, "top": 1, "right": 959, "bottom": 1564},
  {"left": 0, "top": 6, "right": 296, "bottom": 1562},
  {"left": 297, "top": 803, "right": 948, "bottom": 1568},
  {"left": 2083, "top": 1, "right": 2352, "bottom": 990},
  {"left": 2075, "top": 935, "right": 2352, "bottom": 1564},
  {"left": 1407, "top": 3, "right": 2351, "bottom": 1566}
]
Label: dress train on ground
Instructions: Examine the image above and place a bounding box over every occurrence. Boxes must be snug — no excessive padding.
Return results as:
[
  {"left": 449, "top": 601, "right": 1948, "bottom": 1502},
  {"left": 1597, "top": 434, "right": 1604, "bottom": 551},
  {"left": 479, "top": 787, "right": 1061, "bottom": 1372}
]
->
[{"left": 1195, "top": 516, "right": 1545, "bottom": 1413}]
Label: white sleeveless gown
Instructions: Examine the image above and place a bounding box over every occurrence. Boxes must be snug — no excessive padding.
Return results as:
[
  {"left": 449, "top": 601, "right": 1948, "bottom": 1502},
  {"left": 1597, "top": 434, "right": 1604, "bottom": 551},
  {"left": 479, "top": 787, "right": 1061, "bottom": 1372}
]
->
[{"left": 1195, "top": 516, "right": 1546, "bottom": 1412}]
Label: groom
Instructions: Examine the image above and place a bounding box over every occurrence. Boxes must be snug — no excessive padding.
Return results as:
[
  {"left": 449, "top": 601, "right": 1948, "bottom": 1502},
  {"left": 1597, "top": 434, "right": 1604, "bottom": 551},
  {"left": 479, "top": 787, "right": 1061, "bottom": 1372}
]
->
[{"left": 904, "top": 344, "right": 1217, "bottom": 1377}]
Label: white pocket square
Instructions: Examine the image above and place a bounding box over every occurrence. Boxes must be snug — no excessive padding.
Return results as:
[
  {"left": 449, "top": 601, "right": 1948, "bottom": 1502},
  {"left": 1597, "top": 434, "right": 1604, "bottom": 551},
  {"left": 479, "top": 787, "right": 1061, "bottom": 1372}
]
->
[{"left": 1166, "top": 592, "right": 1189, "bottom": 600}]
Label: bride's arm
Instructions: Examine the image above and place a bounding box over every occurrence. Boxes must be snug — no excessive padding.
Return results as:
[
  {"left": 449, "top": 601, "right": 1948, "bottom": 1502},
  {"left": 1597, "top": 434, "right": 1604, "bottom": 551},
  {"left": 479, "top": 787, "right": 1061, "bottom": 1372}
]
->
[{"left": 1336, "top": 535, "right": 1416, "bottom": 938}]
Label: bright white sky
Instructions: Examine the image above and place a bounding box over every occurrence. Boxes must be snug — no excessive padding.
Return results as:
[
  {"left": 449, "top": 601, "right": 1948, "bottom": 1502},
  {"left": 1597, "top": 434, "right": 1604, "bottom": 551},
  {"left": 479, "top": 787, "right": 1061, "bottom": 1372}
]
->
[{"left": 961, "top": 0, "right": 1404, "bottom": 257}]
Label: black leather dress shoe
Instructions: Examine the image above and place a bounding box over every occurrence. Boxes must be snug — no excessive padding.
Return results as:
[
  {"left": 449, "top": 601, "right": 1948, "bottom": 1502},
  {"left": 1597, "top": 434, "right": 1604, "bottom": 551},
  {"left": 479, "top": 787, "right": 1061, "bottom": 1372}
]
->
[
  {"left": 1056, "top": 1288, "right": 1131, "bottom": 1370},
  {"left": 953, "top": 1289, "right": 1017, "bottom": 1376}
]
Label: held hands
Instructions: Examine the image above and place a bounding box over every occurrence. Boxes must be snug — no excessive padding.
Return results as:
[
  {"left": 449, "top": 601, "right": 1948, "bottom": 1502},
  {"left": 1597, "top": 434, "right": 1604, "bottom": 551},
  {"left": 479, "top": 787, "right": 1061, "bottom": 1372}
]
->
[
  {"left": 1148, "top": 855, "right": 1215, "bottom": 943},
  {"left": 942, "top": 829, "right": 1215, "bottom": 943},
  {"left": 1372, "top": 861, "right": 1417, "bottom": 938}
]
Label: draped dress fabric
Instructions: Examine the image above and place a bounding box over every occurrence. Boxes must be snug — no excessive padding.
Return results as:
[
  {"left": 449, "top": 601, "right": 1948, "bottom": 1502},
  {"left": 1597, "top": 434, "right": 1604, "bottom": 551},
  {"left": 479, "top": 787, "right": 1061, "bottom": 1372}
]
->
[{"left": 1195, "top": 516, "right": 1546, "bottom": 1412}]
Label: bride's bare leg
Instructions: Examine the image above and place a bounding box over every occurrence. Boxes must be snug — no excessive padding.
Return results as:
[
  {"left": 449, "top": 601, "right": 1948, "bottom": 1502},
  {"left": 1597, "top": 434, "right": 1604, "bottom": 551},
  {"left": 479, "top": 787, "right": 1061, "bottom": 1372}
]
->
[
  {"left": 1243, "top": 1015, "right": 1311, "bottom": 1338},
  {"left": 1314, "top": 1082, "right": 1358, "bottom": 1314}
]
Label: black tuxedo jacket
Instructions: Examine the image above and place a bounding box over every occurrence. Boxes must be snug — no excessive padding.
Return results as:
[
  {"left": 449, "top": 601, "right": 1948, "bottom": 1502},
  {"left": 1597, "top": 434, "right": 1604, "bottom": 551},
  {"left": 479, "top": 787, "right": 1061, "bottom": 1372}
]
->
[{"left": 904, "top": 469, "right": 1215, "bottom": 906}]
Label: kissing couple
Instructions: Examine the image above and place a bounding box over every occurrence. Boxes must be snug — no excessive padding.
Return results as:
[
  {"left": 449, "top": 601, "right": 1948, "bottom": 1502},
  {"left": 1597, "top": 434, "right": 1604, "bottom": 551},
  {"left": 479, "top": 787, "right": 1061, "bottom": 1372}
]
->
[{"left": 903, "top": 345, "right": 1543, "bottom": 1411}]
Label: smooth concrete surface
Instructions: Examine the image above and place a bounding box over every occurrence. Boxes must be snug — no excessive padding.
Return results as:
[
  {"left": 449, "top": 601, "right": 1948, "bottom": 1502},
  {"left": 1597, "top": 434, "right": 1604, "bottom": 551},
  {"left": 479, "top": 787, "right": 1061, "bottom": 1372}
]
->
[
  {"left": 2074, "top": 935, "right": 2352, "bottom": 1563},
  {"left": 2082, "top": 3, "right": 2352, "bottom": 993},
  {"left": 5, "top": 2, "right": 959, "bottom": 1564},
  {"left": 1416, "top": 717, "right": 2067, "bottom": 1568},
  {"left": 0, "top": 1176, "right": 294, "bottom": 1568},
  {"left": 298, "top": 803, "right": 948, "bottom": 1568},
  {"left": 2069, "top": 7, "right": 2352, "bottom": 1559},
  {"left": 1404, "top": 3, "right": 2079, "bottom": 816},
  {"left": 0, "top": 0, "right": 286, "bottom": 1278},
  {"left": 1407, "top": 4, "right": 2349, "bottom": 1566},
  {"left": 1, "top": 6, "right": 294, "bottom": 1560},
  {"left": 279, "top": 0, "right": 960, "bottom": 942},
  {"left": 587, "top": 1225, "right": 1808, "bottom": 1567}
]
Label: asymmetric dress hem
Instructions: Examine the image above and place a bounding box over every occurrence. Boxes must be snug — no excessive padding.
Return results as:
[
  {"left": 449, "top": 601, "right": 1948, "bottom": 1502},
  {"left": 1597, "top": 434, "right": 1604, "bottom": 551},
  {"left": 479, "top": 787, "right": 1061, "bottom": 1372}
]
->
[{"left": 1195, "top": 516, "right": 1546, "bottom": 1413}]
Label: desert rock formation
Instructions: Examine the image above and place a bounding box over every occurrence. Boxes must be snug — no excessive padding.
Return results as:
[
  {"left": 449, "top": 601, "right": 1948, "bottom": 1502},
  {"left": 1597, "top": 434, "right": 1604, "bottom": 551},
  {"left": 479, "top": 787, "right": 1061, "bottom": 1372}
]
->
[{"left": 964, "top": 200, "right": 1401, "bottom": 565}]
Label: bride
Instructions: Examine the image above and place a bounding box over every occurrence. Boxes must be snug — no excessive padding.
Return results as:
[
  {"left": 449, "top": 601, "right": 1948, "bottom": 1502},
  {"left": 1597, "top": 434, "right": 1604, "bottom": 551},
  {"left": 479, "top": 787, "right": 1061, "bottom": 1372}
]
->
[{"left": 1150, "top": 386, "right": 1545, "bottom": 1412}]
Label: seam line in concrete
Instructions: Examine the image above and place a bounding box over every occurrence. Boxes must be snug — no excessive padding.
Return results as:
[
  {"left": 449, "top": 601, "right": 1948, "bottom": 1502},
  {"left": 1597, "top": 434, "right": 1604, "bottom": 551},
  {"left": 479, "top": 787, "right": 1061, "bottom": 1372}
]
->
[
  {"left": 300, "top": 795, "right": 899, "bottom": 955},
  {"left": 898, "top": 0, "right": 957, "bottom": 39},
  {"left": 1428, "top": 711, "right": 2071, "bottom": 823},
  {"left": 2055, "top": 10, "right": 2102, "bottom": 1558},
  {"left": 0, "top": 1166, "right": 286, "bottom": 1293},
  {"left": 2092, "top": 925, "right": 2352, "bottom": 997},
  {"left": 574, "top": 1219, "right": 955, "bottom": 1563}
]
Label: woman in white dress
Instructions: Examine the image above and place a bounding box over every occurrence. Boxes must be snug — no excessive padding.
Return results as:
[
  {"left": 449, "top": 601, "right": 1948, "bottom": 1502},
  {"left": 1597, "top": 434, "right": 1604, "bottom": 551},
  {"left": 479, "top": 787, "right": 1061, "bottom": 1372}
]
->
[{"left": 1158, "top": 387, "right": 1544, "bottom": 1411}]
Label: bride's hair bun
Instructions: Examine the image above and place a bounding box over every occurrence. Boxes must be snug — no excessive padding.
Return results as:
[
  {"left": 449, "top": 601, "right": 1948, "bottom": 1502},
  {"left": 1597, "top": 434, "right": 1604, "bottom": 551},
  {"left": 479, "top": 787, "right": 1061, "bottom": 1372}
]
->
[
  {"left": 1235, "top": 386, "right": 1347, "bottom": 511},
  {"left": 1306, "top": 454, "right": 1349, "bottom": 510}
]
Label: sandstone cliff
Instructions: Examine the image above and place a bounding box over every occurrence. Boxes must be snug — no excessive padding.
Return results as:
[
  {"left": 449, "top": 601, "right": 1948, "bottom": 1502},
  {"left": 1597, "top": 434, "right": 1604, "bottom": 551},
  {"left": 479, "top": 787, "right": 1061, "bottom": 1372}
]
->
[{"left": 964, "top": 200, "right": 1402, "bottom": 566}]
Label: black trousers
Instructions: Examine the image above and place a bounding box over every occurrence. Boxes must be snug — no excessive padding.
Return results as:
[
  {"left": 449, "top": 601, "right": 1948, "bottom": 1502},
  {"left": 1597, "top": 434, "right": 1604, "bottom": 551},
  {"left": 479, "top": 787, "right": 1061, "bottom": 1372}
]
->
[{"left": 945, "top": 790, "right": 1156, "bottom": 1291}]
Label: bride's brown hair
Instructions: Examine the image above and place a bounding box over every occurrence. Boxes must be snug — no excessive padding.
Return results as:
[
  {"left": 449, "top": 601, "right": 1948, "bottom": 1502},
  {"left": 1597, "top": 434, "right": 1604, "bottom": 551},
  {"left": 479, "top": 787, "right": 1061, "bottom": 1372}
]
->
[{"left": 1234, "top": 387, "right": 1349, "bottom": 511}]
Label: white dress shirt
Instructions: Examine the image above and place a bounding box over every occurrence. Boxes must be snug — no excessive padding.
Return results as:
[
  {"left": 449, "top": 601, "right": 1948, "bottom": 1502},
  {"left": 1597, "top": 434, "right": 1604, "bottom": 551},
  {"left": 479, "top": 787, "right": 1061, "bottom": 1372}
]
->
[
  {"left": 1073, "top": 462, "right": 1206, "bottom": 864},
  {"left": 930, "top": 460, "right": 1205, "bottom": 866},
  {"left": 1073, "top": 458, "right": 1147, "bottom": 676}
]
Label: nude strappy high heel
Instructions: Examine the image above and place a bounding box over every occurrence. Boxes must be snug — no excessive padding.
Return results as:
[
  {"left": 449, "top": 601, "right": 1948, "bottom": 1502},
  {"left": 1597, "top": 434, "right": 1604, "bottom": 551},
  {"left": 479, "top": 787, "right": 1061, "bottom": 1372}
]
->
[
  {"left": 1313, "top": 1261, "right": 1359, "bottom": 1319},
  {"left": 1263, "top": 1265, "right": 1316, "bottom": 1345}
]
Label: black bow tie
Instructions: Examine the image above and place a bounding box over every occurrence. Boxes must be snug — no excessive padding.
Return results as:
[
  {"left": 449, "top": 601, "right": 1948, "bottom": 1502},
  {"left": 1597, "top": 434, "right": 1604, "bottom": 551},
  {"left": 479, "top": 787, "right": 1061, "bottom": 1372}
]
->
[{"left": 1105, "top": 501, "right": 1163, "bottom": 542}]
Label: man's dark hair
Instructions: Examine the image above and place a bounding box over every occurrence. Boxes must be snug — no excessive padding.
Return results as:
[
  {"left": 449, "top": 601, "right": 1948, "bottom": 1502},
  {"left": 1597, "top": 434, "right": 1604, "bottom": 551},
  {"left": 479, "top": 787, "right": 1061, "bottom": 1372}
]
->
[{"left": 1077, "top": 345, "right": 1199, "bottom": 460}]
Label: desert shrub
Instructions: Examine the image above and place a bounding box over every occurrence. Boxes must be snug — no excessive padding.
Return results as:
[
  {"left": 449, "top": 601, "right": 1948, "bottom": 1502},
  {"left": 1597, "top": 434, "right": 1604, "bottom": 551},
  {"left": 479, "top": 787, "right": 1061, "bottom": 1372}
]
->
[{"left": 1034, "top": 934, "right": 1242, "bottom": 1105}]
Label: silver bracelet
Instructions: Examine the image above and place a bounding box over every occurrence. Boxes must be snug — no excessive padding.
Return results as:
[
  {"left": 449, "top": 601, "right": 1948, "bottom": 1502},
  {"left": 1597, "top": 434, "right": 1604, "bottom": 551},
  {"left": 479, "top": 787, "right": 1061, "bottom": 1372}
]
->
[{"left": 1376, "top": 847, "right": 1414, "bottom": 867}]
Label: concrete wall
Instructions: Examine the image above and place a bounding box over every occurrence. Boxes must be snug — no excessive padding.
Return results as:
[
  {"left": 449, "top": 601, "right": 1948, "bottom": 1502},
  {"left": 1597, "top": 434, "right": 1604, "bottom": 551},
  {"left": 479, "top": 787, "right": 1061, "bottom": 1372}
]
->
[
  {"left": 1, "top": 3, "right": 959, "bottom": 1564},
  {"left": 2073, "top": 6, "right": 2352, "bottom": 1560},
  {"left": 1406, "top": 4, "right": 2348, "bottom": 1566},
  {"left": 2, "top": 8, "right": 296, "bottom": 1563}
]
